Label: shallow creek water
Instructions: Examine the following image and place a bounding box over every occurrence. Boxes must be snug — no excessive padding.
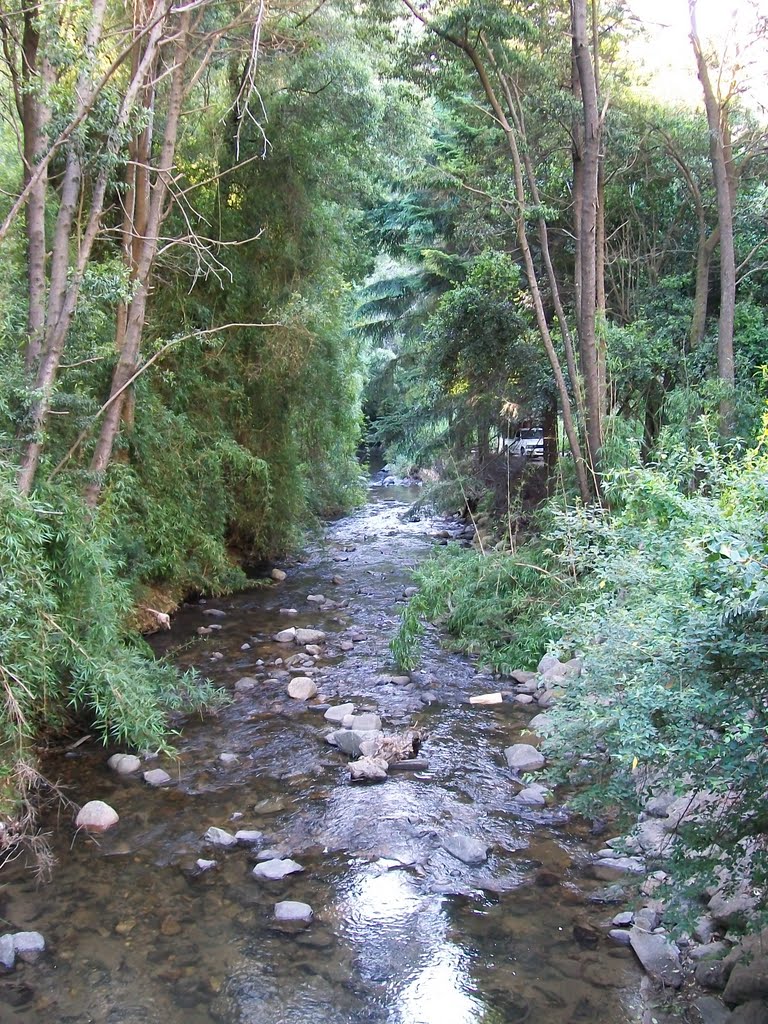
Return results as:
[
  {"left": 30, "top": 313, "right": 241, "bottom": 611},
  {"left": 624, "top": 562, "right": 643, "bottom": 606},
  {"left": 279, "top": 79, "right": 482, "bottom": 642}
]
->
[{"left": 1, "top": 483, "right": 645, "bottom": 1024}]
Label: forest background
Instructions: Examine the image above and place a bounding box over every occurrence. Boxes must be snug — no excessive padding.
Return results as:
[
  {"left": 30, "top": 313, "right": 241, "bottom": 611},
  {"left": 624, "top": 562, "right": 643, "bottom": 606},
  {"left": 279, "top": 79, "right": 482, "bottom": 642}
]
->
[{"left": 0, "top": 0, "right": 766, "bottom": 920}]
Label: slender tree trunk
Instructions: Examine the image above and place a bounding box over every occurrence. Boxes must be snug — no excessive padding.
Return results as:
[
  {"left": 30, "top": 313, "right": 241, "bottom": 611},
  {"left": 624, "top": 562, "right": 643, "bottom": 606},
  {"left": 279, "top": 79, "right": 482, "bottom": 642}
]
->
[
  {"left": 689, "top": 0, "right": 735, "bottom": 429},
  {"left": 572, "top": 0, "right": 603, "bottom": 477},
  {"left": 85, "top": 16, "right": 189, "bottom": 507},
  {"left": 592, "top": 0, "right": 607, "bottom": 423},
  {"left": 690, "top": 221, "right": 719, "bottom": 350},
  {"left": 543, "top": 392, "right": 558, "bottom": 489},
  {"left": 20, "top": 7, "right": 50, "bottom": 375}
]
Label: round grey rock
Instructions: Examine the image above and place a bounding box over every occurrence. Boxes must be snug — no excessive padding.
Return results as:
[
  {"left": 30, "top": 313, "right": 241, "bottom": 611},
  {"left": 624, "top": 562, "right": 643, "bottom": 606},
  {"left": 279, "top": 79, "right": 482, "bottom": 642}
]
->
[
  {"left": 442, "top": 834, "right": 488, "bottom": 865},
  {"left": 252, "top": 858, "right": 304, "bottom": 880},
  {"left": 75, "top": 800, "right": 119, "bottom": 833},
  {"left": 274, "top": 901, "right": 313, "bottom": 924}
]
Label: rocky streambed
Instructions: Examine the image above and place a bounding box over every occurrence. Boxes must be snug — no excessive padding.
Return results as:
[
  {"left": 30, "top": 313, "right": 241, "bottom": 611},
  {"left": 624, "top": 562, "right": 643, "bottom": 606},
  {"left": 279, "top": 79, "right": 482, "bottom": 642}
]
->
[{"left": 0, "top": 482, "right": 654, "bottom": 1024}]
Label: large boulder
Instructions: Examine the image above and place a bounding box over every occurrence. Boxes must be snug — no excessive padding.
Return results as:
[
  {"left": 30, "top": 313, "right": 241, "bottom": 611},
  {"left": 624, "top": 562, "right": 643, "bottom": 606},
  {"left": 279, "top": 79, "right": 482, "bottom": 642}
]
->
[
  {"left": 75, "top": 800, "right": 119, "bottom": 833},
  {"left": 504, "top": 744, "right": 545, "bottom": 772},
  {"left": 628, "top": 927, "right": 683, "bottom": 988},
  {"left": 724, "top": 960, "right": 768, "bottom": 1007}
]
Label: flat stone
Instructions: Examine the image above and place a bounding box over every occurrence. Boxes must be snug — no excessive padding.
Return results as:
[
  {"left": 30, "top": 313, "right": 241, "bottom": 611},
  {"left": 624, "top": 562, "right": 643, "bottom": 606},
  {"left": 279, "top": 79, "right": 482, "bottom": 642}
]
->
[
  {"left": 305, "top": 644, "right": 322, "bottom": 656},
  {"left": 12, "top": 932, "right": 45, "bottom": 963},
  {"left": 107, "top": 753, "right": 141, "bottom": 775},
  {"left": 273, "top": 627, "right": 296, "bottom": 643},
  {"left": 634, "top": 906, "right": 661, "bottom": 931},
  {"left": 469, "top": 692, "right": 504, "bottom": 705},
  {"left": 241, "top": 643, "right": 251, "bottom": 651},
  {"left": 195, "top": 859, "right": 217, "bottom": 872},
  {"left": 0, "top": 934, "right": 15, "bottom": 969},
  {"left": 271, "top": 568, "right": 287, "bottom": 581},
  {"left": 588, "top": 885, "right": 627, "bottom": 905},
  {"left": 295, "top": 628, "right": 326, "bottom": 645},
  {"left": 234, "top": 830, "right": 263, "bottom": 845},
  {"left": 724, "top": 959, "right": 768, "bottom": 1007},
  {"left": 203, "top": 608, "right": 226, "bottom": 617},
  {"left": 219, "top": 752, "right": 238, "bottom": 765},
  {"left": 143, "top": 768, "right": 172, "bottom": 787},
  {"left": 280, "top": 608, "right": 298, "bottom": 616},
  {"left": 612, "top": 911, "right": 634, "bottom": 927},
  {"left": 342, "top": 713, "right": 382, "bottom": 731},
  {"left": 255, "top": 848, "right": 285, "bottom": 861},
  {"left": 75, "top": 800, "right": 119, "bottom": 832},
  {"left": 504, "top": 743, "right": 545, "bottom": 772},
  {"left": 609, "top": 928, "right": 633, "bottom": 946},
  {"left": 513, "top": 694, "right": 534, "bottom": 705},
  {"left": 442, "top": 834, "right": 488, "bottom": 865},
  {"left": 592, "top": 856, "right": 646, "bottom": 880},
  {"left": 306, "top": 594, "right": 325, "bottom": 603},
  {"left": 349, "top": 757, "right": 389, "bottom": 782},
  {"left": 204, "top": 827, "right": 237, "bottom": 847},
  {"left": 629, "top": 927, "right": 682, "bottom": 988},
  {"left": 234, "top": 676, "right": 258, "bottom": 692},
  {"left": 324, "top": 703, "right": 355, "bottom": 724},
  {"left": 287, "top": 677, "right": 318, "bottom": 700},
  {"left": 689, "top": 942, "right": 730, "bottom": 962},
  {"left": 274, "top": 901, "right": 313, "bottom": 924},
  {"left": 252, "top": 858, "right": 304, "bottom": 880},
  {"left": 511, "top": 670, "right": 537, "bottom": 684}
]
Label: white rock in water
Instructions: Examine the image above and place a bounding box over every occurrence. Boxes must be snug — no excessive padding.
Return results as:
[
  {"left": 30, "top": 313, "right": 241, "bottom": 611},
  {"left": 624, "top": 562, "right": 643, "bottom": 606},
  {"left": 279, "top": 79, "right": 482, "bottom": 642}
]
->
[
  {"left": 76, "top": 800, "right": 119, "bottom": 832},
  {"left": 204, "top": 826, "right": 237, "bottom": 847},
  {"left": 287, "top": 677, "right": 318, "bottom": 700},
  {"left": 252, "top": 858, "right": 304, "bottom": 880},
  {"left": 0, "top": 933, "right": 15, "bottom": 969},
  {"left": 219, "top": 752, "right": 238, "bottom": 765},
  {"left": 195, "top": 858, "right": 218, "bottom": 872},
  {"left": 143, "top": 768, "right": 172, "bottom": 787},
  {"left": 349, "top": 757, "right": 389, "bottom": 782},
  {"left": 108, "top": 753, "right": 141, "bottom": 775},
  {"left": 12, "top": 932, "right": 45, "bottom": 963},
  {"left": 324, "top": 703, "right": 355, "bottom": 723},
  {"left": 305, "top": 644, "right": 322, "bottom": 656},
  {"left": 203, "top": 608, "right": 226, "bottom": 618},
  {"left": 271, "top": 568, "right": 287, "bottom": 582},
  {"left": 235, "top": 830, "right": 263, "bottom": 845},
  {"left": 273, "top": 627, "right": 296, "bottom": 643},
  {"left": 274, "top": 901, "right": 313, "bottom": 924},
  {"left": 306, "top": 594, "right": 325, "bottom": 604},
  {"left": 295, "top": 628, "right": 325, "bottom": 645},
  {"left": 505, "top": 744, "right": 545, "bottom": 772},
  {"left": 469, "top": 692, "right": 504, "bottom": 705}
]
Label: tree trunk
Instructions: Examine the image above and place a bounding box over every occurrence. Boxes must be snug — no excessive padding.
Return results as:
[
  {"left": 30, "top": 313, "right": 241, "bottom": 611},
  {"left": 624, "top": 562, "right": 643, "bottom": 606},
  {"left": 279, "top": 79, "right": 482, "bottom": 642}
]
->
[
  {"left": 85, "top": 15, "right": 189, "bottom": 507},
  {"left": 689, "top": 0, "right": 735, "bottom": 430},
  {"left": 572, "top": 0, "right": 603, "bottom": 477},
  {"left": 690, "top": 221, "right": 719, "bottom": 350}
]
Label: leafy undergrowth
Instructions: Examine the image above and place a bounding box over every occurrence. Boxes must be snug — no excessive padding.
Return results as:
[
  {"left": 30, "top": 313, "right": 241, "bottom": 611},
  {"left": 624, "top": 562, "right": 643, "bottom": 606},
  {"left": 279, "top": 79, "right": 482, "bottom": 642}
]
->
[
  {"left": 0, "top": 464, "right": 226, "bottom": 870},
  {"left": 393, "top": 442, "right": 768, "bottom": 927}
]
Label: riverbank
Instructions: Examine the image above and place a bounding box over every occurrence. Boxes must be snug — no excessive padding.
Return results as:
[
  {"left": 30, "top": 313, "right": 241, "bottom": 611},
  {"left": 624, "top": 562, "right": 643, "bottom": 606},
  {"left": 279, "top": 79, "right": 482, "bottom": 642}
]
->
[{"left": 0, "top": 482, "right": 647, "bottom": 1024}]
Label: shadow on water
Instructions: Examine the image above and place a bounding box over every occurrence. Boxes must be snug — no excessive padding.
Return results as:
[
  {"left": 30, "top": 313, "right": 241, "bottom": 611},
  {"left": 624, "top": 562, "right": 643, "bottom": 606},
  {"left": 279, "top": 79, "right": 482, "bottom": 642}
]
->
[{"left": 0, "top": 484, "right": 644, "bottom": 1023}]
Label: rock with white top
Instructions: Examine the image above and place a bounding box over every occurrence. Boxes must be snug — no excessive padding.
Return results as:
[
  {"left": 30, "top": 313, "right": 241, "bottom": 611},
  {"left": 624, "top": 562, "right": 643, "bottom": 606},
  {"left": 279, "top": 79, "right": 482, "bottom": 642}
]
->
[
  {"left": 287, "top": 677, "right": 318, "bottom": 700},
  {"left": 504, "top": 744, "right": 545, "bottom": 772},
  {"left": 332, "top": 729, "right": 384, "bottom": 758},
  {"left": 107, "top": 753, "right": 141, "bottom": 775},
  {"left": 273, "top": 627, "right": 296, "bottom": 643},
  {"left": 252, "top": 858, "right": 304, "bottom": 881},
  {"left": 341, "top": 713, "right": 382, "bottom": 732},
  {"left": 143, "top": 768, "right": 172, "bottom": 787},
  {"left": 274, "top": 901, "right": 313, "bottom": 924},
  {"left": 12, "top": 932, "right": 45, "bottom": 963},
  {"left": 271, "top": 568, "right": 287, "bottom": 582},
  {"left": 349, "top": 757, "right": 389, "bottom": 782},
  {"left": 75, "top": 800, "right": 119, "bottom": 833},
  {"left": 324, "top": 703, "right": 355, "bottom": 724},
  {"left": 235, "top": 830, "right": 263, "bottom": 846},
  {"left": 204, "top": 827, "right": 237, "bottom": 848},
  {"left": 0, "top": 934, "right": 16, "bottom": 969},
  {"left": 629, "top": 927, "right": 683, "bottom": 988}
]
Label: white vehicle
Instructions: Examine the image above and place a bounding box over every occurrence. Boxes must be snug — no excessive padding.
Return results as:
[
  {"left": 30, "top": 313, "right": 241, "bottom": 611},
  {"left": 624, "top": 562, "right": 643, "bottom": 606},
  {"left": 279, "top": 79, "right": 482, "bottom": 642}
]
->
[{"left": 506, "top": 428, "right": 544, "bottom": 458}]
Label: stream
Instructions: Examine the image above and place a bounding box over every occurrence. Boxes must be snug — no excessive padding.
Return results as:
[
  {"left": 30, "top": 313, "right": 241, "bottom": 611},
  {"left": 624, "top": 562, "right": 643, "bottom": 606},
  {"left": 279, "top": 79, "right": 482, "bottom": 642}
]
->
[{"left": 1, "top": 481, "right": 645, "bottom": 1024}]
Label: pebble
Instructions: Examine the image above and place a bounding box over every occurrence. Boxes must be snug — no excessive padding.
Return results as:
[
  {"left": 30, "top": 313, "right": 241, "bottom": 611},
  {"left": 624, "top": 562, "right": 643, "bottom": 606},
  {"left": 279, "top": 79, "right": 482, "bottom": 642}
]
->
[
  {"left": 240, "top": 643, "right": 251, "bottom": 651},
  {"left": 331, "top": 575, "right": 343, "bottom": 585},
  {"left": 252, "top": 858, "right": 304, "bottom": 880},
  {"left": 75, "top": 800, "right": 119, "bottom": 832},
  {"left": 143, "top": 768, "right": 172, "bottom": 787},
  {"left": 274, "top": 901, "right": 313, "bottom": 925},
  {"left": 271, "top": 568, "right": 287, "bottom": 582},
  {"left": 339, "top": 641, "right": 354, "bottom": 651}
]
